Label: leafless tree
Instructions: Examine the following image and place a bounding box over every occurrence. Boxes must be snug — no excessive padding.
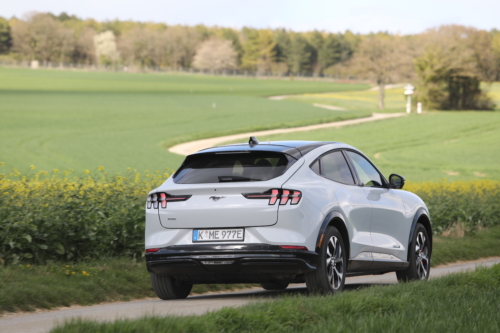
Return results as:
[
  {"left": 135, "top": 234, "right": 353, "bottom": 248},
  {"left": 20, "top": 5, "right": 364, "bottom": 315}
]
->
[
  {"left": 350, "top": 35, "right": 413, "bottom": 110},
  {"left": 74, "top": 27, "right": 96, "bottom": 65},
  {"left": 192, "top": 37, "right": 237, "bottom": 72},
  {"left": 11, "top": 12, "right": 75, "bottom": 63}
]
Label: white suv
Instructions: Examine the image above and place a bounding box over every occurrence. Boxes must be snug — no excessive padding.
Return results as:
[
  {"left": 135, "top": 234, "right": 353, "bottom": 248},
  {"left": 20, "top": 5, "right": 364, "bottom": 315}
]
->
[{"left": 145, "top": 138, "right": 432, "bottom": 299}]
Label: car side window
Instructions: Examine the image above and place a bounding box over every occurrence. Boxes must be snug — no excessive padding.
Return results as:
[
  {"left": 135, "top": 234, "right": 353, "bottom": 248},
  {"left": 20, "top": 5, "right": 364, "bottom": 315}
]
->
[
  {"left": 346, "top": 151, "right": 384, "bottom": 187},
  {"left": 320, "top": 151, "right": 355, "bottom": 185},
  {"left": 310, "top": 159, "right": 320, "bottom": 175}
]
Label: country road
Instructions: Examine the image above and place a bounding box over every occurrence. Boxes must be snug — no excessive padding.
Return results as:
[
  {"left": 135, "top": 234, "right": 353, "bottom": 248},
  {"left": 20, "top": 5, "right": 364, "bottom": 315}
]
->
[{"left": 1, "top": 257, "right": 499, "bottom": 333}]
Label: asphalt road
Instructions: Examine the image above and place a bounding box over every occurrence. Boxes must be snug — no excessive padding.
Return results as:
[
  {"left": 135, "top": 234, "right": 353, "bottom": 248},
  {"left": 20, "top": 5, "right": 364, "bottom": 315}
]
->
[{"left": 1, "top": 257, "right": 499, "bottom": 333}]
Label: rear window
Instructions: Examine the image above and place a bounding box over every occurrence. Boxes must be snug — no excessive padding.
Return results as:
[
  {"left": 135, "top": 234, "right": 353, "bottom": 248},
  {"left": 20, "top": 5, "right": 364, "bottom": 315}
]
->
[{"left": 173, "top": 151, "right": 297, "bottom": 184}]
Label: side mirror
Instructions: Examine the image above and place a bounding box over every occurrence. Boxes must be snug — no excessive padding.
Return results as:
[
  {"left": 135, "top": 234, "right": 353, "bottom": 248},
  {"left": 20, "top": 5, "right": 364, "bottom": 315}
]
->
[{"left": 389, "top": 174, "right": 405, "bottom": 189}]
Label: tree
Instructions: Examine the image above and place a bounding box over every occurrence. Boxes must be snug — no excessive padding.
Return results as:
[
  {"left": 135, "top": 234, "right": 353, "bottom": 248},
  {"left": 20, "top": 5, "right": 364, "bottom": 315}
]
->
[
  {"left": 308, "top": 31, "right": 323, "bottom": 75},
  {"left": 240, "top": 29, "right": 276, "bottom": 73},
  {"left": 318, "top": 34, "right": 342, "bottom": 73},
  {"left": 414, "top": 25, "right": 495, "bottom": 110},
  {"left": 350, "top": 34, "right": 412, "bottom": 110},
  {"left": 11, "top": 13, "right": 74, "bottom": 63},
  {"left": 162, "top": 26, "right": 202, "bottom": 68},
  {"left": 120, "top": 26, "right": 159, "bottom": 67},
  {"left": 94, "top": 30, "right": 120, "bottom": 65},
  {"left": 192, "top": 37, "right": 237, "bottom": 71},
  {"left": 273, "top": 29, "right": 291, "bottom": 64},
  {"left": 73, "top": 27, "right": 96, "bottom": 65},
  {"left": 286, "top": 33, "right": 312, "bottom": 74},
  {"left": 0, "top": 17, "right": 12, "bottom": 54}
]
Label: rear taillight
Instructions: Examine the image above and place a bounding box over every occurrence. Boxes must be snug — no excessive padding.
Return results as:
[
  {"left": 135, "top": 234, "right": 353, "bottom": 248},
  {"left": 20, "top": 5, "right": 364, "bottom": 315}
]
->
[
  {"left": 242, "top": 189, "right": 302, "bottom": 205},
  {"left": 146, "top": 248, "right": 160, "bottom": 253},
  {"left": 147, "top": 192, "right": 191, "bottom": 209}
]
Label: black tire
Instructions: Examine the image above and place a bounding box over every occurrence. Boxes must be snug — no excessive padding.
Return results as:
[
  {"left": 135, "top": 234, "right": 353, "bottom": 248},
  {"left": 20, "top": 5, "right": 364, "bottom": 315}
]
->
[
  {"left": 260, "top": 281, "right": 289, "bottom": 290},
  {"left": 150, "top": 273, "right": 193, "bottom": 300},
  {"left": 305, "top": 226, "right": 347, "bottom": 294},
  {"left": 396, "top": 223, "right": 431, "bottom": 282}
]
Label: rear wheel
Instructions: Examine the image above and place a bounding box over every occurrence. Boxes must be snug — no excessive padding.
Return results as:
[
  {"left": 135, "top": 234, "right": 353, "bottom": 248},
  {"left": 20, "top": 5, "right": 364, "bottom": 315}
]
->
[
  {"left": 260, "top": 281, "right": 289, "bottom": 290},
  {"left": 396, "top": 223, "right": 431, "bottom": 282},
  {"left": 305, "top": 226, "right": 346, "bottom": 294},
  {"left": 150, "top": 273, "right": 193, "bottom": 300}
]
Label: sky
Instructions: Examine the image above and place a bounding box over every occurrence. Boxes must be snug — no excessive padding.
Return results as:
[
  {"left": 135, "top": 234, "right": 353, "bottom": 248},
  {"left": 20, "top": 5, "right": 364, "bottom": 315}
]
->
[{"left": 1, "top": 0, "right": 499, "bottom": 34}]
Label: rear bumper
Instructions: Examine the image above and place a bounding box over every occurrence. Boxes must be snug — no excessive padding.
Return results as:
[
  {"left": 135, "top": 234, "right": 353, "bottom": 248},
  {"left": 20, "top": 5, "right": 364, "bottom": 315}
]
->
[{"left": 145, "top": 244, "right": 318, "bottom": 284}]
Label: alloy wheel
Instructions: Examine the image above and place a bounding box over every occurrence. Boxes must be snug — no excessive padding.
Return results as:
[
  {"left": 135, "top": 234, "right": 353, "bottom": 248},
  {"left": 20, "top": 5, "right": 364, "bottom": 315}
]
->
[
  {"left": 326, "top": 236, "right": 344, "bottom": 289},
  {"left": 415, "top": 231, "right": 430, "bottom": 279}
]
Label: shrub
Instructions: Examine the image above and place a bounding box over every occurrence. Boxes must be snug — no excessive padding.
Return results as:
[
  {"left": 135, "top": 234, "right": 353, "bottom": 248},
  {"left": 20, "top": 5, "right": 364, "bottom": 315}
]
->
[
  {"left": 406, "top": 180, "right": 500, "bottom": 234},
  {"left": 0, "top": 167, "right": 166, "bottom": 265}
]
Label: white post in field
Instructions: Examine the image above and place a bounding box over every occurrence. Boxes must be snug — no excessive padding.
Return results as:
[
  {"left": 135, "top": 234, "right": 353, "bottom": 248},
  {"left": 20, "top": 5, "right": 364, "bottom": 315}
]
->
[
  {"left": 404, "top": 84, "right": 415, "bottom": 114},
  {"left": 417, "top": 102, "right": 422, "bottom": 114}
]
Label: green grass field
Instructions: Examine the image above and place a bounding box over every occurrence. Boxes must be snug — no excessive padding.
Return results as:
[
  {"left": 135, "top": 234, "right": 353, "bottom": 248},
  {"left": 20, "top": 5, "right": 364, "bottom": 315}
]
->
[
  {"left": 50, "top": 264, "right": 500, "bottom": 333},
  {"left": 227, "top": 111, "right": 500, "bottom": 182},
  {"left": 0, "top": 68, "right": 369, "bottom": 174}
]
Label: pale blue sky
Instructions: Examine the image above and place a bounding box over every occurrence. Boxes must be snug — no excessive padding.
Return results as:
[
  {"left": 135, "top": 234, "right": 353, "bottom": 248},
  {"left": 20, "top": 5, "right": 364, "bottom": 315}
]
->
[{"left": 1, "top": 0, "right": 498, "bottom": 34}]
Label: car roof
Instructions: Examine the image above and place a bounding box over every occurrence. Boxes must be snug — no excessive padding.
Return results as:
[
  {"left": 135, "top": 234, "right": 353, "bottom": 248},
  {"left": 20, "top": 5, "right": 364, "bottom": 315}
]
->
[{"left": 194, "top": 140, "right": 337, "bottom": 159}]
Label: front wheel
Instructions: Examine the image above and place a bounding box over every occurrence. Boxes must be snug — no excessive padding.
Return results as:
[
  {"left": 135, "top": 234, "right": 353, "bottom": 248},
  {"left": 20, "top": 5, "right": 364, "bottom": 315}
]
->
[
  {"left": 305, "top": 226, "right": 346, "bottom": 294},
  {"left": 396, "top": 223, "right": 431, "bottom": 282},
  {"left": 150, "top": 273, "right": 193, "bottom": 300}
]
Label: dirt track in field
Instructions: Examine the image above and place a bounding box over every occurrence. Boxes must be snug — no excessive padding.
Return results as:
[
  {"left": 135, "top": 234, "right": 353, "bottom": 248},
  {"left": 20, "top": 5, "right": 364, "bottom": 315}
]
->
[{"left": 168, "top": 112, "right": 405, "bottom": 156}]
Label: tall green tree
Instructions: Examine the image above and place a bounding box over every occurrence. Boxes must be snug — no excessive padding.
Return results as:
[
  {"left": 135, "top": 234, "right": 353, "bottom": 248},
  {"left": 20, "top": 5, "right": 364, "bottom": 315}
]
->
[
  {"left": 318, "top": 34, "right": 342, "bottom": 71},
  {"left": 286, "top": 33, "right": 312, "bottom": 73},
  {"left": 0, "top": 17, "right": 12, "bottom": 54},
  {"left": 240, "top": 28, "right": 259, "bottom": 70}
]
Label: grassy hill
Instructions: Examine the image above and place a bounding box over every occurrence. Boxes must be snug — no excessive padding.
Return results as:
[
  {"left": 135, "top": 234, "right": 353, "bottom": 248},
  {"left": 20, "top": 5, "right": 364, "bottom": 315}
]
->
[
  {"left": 230, "top": 111, "right": 500, "bottom": 182},
  {"left": 0, "top": 68, "right": 369, "bottom": 174}
]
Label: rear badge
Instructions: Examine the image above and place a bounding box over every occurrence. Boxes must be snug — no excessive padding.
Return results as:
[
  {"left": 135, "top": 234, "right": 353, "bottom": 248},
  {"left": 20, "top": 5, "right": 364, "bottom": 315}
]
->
[
  {"left": 201, "top": 260, "right": 234, "bottom": 265},
  {"left": 209, "top": 196, "right": 225, "bottom": 202}
]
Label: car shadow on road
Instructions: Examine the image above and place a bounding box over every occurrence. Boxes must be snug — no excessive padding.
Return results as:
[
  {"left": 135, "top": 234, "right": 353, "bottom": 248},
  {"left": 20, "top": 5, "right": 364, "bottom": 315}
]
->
[{"left": 187, "top": 283, "right": 390, "bottom": 301}]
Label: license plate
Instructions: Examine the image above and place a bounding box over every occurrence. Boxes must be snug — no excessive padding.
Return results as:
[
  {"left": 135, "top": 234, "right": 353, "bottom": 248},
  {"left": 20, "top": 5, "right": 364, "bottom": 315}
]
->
[{"left": 193, "top": 229, "right": 244, "bottom": 242}]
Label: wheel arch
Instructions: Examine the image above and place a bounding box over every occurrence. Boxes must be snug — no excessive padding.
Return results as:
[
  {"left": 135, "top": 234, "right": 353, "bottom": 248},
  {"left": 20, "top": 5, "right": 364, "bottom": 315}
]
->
[
  {"left": 315, "top": 211, "right": 350, "bottom": 261},
  {"left": 407, "top": 208, "right": 432, "bottom": 261}
]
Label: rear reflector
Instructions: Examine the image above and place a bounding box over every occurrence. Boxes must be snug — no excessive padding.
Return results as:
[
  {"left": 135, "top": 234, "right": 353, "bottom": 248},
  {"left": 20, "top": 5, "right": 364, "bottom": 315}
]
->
[
  {"left": 242, "top": 189, "right": 301, "bottom": 206},
  {"left": 146, "top": 248, "right": 160, "bottom": 253},
  {"left": 280, "top": 245, "right": 308, "bottom": 250}
]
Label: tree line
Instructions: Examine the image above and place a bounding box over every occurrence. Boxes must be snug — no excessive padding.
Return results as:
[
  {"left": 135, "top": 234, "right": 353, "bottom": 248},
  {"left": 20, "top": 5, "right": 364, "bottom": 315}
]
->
[{"left": 1, "top": 12, "right": 499, "bottom": 110}]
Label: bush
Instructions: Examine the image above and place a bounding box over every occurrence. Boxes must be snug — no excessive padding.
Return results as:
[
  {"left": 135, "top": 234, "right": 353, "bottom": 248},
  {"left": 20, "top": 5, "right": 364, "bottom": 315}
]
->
[
  {"left": 406, "top": 180, "right": 500, "bottom": 234},
  {"left": 0, "top": 167, "right": 166, "bottom": 265}
]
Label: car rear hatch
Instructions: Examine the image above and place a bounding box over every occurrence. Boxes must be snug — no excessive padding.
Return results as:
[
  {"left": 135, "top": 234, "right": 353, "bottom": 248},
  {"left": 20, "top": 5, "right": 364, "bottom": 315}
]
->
[{"left": 156, "top": 149, "right": 300, "bottom": 229}]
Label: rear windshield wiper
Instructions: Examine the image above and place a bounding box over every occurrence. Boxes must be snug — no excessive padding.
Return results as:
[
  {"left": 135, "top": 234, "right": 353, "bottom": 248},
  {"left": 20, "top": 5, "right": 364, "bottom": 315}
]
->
[{"left": 218, "top": 176, "right": 261, "bottom": 182}]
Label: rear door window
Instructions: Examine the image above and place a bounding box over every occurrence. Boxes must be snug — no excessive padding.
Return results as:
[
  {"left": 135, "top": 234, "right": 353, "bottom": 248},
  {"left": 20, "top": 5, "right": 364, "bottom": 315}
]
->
[
  {"left": 319, "top": 151, "right": 355, "bottom": 185},
  {"left": 173, "top": 151, "right": 297, "bottom": 184}
]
